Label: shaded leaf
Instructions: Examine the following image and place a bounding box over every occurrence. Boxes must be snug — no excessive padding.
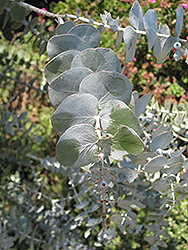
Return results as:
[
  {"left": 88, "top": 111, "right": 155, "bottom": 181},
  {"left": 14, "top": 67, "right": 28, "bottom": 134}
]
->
[
  {"left": 174, "top": 183, "right": 188, "bottom": 195},
  {"left": 144, "top": 9, "right": 158, "bottom": 50},
  {"left": 152, "top": 177, "right": 171, "bottom": 193},
  {"left": 47, "top": 34, "right": 85, "bottom": 59},
  {"left": 150, "top": 131, "right": 173, "bottom": 151},
  {"left": 75, "top": 200, "right": 89, "bottom": 209},
  {"left": 86, "top": 217, "right": 102, "bottom": 227},
  {"left": 79, "top": 71, "right": 132, "bottom": 108},
  {"left": 135, "top": 92, "right": 152, "bottom": 117},
  {"left": 133, "top": 151, "right": 157, "bottom": 165},
  {"left": 115, "top": 30, "right": 123, "bottom": 49},
  {"left": 97, "top": 137, "right": 112, "bottom": 156},
  {"left": 51, "top": 93, "right": 98, "bottom": 135},
  {"left": 123, "top": 26, "right": 137, "bottom": 63},
  {"left": 112, "top": 125, "right": 144, "bottom": 156},
  {"left": 110, "top": 215, "right": 126, "bottom": 234},
  {"left": 10, "top": 3, "right": 27, "bottom": 22},
  {"left": 145, "top": 155, "right": 167, "bottom": 174},
  {"left": 56, "top": 124, "right": 98, "bottom": 168},
  {"left": 110, "top": 166, "right": 141, "bottom": 183},
  {"left": 0, "top": 0, "right": 10, "bottom": 15},
  {"left": 56, "top": 21, "right": 74, "bottom": 35},
  {"left": 163, "top": 163, "right": 183, "bottom": 175},
  {"left": 45, "top": 50, "right": 79, "bottom": 84},
  {"left": 48, "top": 67, "right": 93, "bottom": 107}
]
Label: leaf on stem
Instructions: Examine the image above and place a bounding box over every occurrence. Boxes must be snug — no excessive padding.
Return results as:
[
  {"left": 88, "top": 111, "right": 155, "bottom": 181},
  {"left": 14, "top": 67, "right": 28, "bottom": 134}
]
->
[
  {"left": 47, "top": 34, "right": 84, "bottom": 58},
  {"left": 68, "top": 23, "right": 101, "bottom": 48},
  {"left": 79, "top": 71, "right": 132, "bottom": 108},
  {"left": 71, "top": 47, "right": 121, "bottom": 73},
  {"left": 45, "top": 50, "right": 79, "bottom": 83},
  {"left": 48, "top": 67, "right": 93, "bottom": 107},
  {"left": 112, "top": 125, "right": 144, "bottom": 156},
  {"left": 153, "top": 23, "right": 170, "bottom": 58},
  {"left": 129, "top": 0, "right": 144, "bottom": 31},
  {"left": 51, "top": 93, "right": 98, "bottom": 135},
  {"left": 123, "top": 26, "right": 137, "bottom": 63},
  {"left": 175, "top": 4, "right": 183, "bottom": 38},
  {"left": 56, "top": 124, "right": 98, "bottom": 168},
  {"left": 144, "top": 9, "right": 158, "bottom": 50},
  {"left": 56, "top": 21, "right": 75, "bottom": 35}
]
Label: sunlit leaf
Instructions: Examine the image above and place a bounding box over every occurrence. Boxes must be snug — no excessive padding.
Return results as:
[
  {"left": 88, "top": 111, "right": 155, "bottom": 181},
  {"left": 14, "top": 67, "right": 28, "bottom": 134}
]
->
[
  {"left": 135, "top": 92, "right": 152, "bottom": 117},
  {"left": 144, "top": 9, "right": 158, "bottom": 50},
  {"left": 51, "top": 93, "right": 98, "bottom": 135},
  {"left": 129, "top": 0, "right": 144, "bottom": 31},
  {"left": 48, "top": 67, "right": 93, "bottom": 107},
  {"left": 68, "top": 23, "right": 101, "bottom": 48},
  {"left": 153, "top": 23, "right": 170, "bottom": 58},
  {"left": 175, "top": 4, "right": 183, "bottom": 38},
  {"left": 80, "top": 71, "right": 132, "bottom": 108},
  {"left": 106, "top": 13, "right": 119, "bottom": 33},
  {"left": 123, "top": 26, "right": 137, "bottom": 63},
  {"left": 71, "top": 47, "right": 121, "bottom": 73},
  {"left": 47, "top": 34, "right": 84, "bottom": 58},
  {"left": 157, "top": 36, "right": 177, "bottom": 64}
]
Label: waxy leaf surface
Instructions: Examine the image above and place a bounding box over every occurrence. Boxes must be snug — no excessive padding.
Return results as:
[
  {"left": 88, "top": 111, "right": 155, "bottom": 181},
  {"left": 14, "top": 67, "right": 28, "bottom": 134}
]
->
[
  {"left": 56, "top": 21, "right": 75, "bottom": 35},
  {"left": 51, "top": 93, "right": 98, "bottom": 135},
  {"left": 99, "top": 100, "right": 140, "bottom": 135},
  {"left": 45, "top": 50, "right": 79, "bottom": 84},
  {"left": 129, "top": 0, "right": 144, "bottom": 31},
  {"left": 48, "top": 67, "right": 93, "bottom": 107},
  {"left": 79, "top": 71, "right": 132, "bottom": 108},
  {"left": 68, "top": 24, "right": 101, "bottom": 48},
  {"left": 71, "top": 48, "right": 121, "bottom": 73},
  {"left": 144, "top": 9, "right": 158, "bottom": 50},
  {"left": 123, "top": 26, "right": 137, "bottom": 63},
  {"left": 56, "top": 124, "right": 98, "bottom": 168}
]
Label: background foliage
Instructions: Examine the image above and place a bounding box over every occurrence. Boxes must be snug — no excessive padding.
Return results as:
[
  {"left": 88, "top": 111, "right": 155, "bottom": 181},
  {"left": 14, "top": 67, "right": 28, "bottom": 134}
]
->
[{"left": 0, "top": 0, "right": 188, "bottom": 249}]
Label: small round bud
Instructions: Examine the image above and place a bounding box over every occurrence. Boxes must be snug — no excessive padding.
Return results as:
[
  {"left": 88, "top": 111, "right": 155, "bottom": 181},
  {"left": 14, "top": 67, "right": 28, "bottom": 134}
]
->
[
  {"left": 173, "top": 41, "right": 182, "bottom": 50},
  {"left": 147, "top": 134, "right": 153, "bottom": 140},
  {"left": 139, "top": 116, "right": 145, "bottom": 122},
  {"left": 156, "top": 148, "right": 163, "bottom": 155}
]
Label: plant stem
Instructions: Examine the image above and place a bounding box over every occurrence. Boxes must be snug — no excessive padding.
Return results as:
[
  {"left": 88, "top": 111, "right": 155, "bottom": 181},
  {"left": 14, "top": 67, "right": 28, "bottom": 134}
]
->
[{"left": 10, "top": 0, "right": 187, "bottom": 42}]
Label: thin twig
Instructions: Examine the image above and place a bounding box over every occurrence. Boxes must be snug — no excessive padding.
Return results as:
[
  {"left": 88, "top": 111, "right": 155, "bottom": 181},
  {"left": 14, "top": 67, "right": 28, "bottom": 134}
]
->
[
  {"left": 0, "top": 72, "right": 47, "bottom": 93},
  {"left": 9, "top": 0, "right": 187, "bottom": 43}
]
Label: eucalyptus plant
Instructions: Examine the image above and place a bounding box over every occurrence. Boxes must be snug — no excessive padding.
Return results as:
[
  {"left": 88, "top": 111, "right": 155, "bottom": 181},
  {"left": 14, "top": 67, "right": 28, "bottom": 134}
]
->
[{"left": 1, "top": 0, "right": 188, "bottom": 249}]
